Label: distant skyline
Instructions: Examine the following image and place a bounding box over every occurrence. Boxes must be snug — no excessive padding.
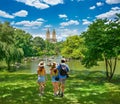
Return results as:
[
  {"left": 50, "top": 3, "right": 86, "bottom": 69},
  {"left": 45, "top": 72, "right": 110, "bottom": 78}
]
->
[{"left": 0, "top": 0, "right": 120, "bottom": 41}]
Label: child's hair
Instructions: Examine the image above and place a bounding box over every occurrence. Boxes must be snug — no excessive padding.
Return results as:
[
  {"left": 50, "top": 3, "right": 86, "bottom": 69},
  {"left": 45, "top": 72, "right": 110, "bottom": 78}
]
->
[
  {"left": 52, "top": 62, "right": 56, "bottom": 68},
  {"left": 53, "top": 68, "right": 57, "bottom": 73},
  {"left": 38, "top": 66, "right": 44, "bottom": 72}
]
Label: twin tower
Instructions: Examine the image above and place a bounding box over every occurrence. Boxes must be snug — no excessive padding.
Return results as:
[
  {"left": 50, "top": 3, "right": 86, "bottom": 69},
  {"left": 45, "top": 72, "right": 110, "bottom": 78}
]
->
[{"left": 46, "top": 28, "right": 57, "bottom": 43}]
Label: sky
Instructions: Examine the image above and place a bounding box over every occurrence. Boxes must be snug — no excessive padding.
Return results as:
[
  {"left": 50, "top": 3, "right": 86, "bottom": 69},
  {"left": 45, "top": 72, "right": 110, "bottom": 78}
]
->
[{"left": 0, "top": 0, "right": 120, "bottom": 41}]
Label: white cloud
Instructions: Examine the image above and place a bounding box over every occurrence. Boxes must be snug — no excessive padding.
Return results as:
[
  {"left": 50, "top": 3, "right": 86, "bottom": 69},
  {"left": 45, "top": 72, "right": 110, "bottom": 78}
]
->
[
  {"left": 30, "top": 28, "right": 80, "bottom": 41},
  {"left": 82, "top": 19, "right": 91, "bottom": 25},
  {"left": 0, "top": 10, "right": 28, "bottom": 19},
  {"left": 0, "top": 10, "right": 14, "bottom": 19},
  {"left": 89, "top": 6, "right": 96, "bottom": 10},
  {"left": 71, "top": 0, "right": 84, "bottom": 2},
  {"left": 96, "top": 7, "right": 120, "bottom": 19},
  {"left": 96, "top": 2, "right": 104, "bottom": 6},
  {"left": 57, "top": 28, "right": 79, "bottom": 41},
  {"left": 37, "top": 18, "right": 45, "bottom": 21},
  {"left": 111, "top": 7, "right": 120, "bottom": 10},
  {"left": 106, "top": 0, "right": 120, "bottom": 4},
  {"left": 44, "top": 24, "right": 52, "bottom": 28},
  {"left": 33, "top": 33, "right": 46, "bottom": 40},
  {"left": 16, "top": 0, "right": 64, "bottom": 9},
  {"left": 43, "top": 0, "right": 63, "bottom": 5},
  {"left": 13, "top": 10, "right": 28, "bottom": 17},
  {"left": 16, "top": 0, "right": 49, "bottom": 9},
  {"left": 59, "top": 14, "right": 67, "bottom": 18},
  {"left": 60, "top": 20, "right": 79, "bottom": 27},
  {"left": 15, "top": 20, "right": 43, "bottom": 27}
]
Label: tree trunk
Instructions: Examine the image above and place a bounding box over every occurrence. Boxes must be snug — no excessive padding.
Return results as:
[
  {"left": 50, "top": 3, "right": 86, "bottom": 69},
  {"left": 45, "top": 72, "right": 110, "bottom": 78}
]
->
[
  {"left": 109, "top": 57, "right": 117, "bottom": 80},
  {"left": 105, "top": 58, "right": 109, "bottom": 78},
  {"left": 104, "top": 57, "right": 117, "bottom": 81},
  {"left": 7, "top": 61, "right": 11, "bottom": 71}
]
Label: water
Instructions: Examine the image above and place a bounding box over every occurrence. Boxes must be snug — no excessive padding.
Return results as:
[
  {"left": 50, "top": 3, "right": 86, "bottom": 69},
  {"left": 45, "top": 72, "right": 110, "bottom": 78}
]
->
[
  {"left": 15, "top": 56, "right": 62, "bottom": 74},
  {"left": 14, "top": 56, "right": 120, "bottom": 75}
]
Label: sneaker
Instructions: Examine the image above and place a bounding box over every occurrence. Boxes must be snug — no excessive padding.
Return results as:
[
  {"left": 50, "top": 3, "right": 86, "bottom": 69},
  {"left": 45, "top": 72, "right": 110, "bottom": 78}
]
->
[
  {"left": 41, "top": 91, "right": 44, "bottom": 95},
  {"left": 57, "top": 91, "right": 60, "bottom": 96},
  {"left": 39, "top": 93, "right": 42, "bottom": 96},
  {"left": 54, "top": 93, "right": 58, "bottom": 96}
]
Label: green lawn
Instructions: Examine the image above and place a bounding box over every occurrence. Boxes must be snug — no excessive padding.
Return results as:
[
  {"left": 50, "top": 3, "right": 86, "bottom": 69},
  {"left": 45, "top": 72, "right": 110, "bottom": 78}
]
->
[{"left": 0, "top": 70, "right": 120, "bottom": 104}]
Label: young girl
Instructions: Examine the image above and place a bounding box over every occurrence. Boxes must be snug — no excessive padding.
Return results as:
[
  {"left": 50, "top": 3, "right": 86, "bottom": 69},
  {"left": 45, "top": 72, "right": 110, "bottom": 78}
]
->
[
  {"left": 50, "top": 62, "right": 59, "bottom": 96},
  {"left": 37, "top": 61, "right": 46, "bottom": 96}
]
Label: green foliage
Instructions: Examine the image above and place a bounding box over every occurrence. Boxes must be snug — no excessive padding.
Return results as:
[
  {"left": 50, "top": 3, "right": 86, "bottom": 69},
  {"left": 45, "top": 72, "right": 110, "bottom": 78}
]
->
[
  {"left": 32, "top": 37, "right": 46, "bottom": 56},
  {"left": 45, "top": 41, "right": 57, "bottom": 56},
  {"left": 0, "top": 21, "right": 60, "bottom": 71},
  {"left": 61, "top": 35, "right": 85, "bottom": 59},
  {"left": 0, "top": 22, "right": 24, "bottom": 70},
  {"left": 82, "top": 14, "right": 120, "bottom": 80},
  {"left": 14, "top": 29, "right": 33, "bottom": 57}
]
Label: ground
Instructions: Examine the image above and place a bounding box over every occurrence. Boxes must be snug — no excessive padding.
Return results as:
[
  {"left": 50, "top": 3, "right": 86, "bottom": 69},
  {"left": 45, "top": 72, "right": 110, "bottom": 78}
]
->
[{"left": 0, "top": 70, "right": 120, "bottom": 104}]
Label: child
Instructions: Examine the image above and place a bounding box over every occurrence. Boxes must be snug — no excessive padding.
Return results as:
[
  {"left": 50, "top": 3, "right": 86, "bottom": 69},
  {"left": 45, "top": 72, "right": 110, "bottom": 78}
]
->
[
  {"left": 50, "top": 62, "right": 59, "bottom": 96},
  {"left": 37, "top": 61, "right": 46, "bottom": 96}
]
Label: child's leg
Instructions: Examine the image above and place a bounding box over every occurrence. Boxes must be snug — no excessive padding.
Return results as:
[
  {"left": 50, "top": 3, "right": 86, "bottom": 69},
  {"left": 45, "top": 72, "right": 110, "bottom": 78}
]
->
[
  {"left": 52, "top": 82, "right": 56, "bottom": 94},
  {"left": 38, "top": 83, "right": 42, "bottom": 94},
  {"left": 55, "top": 82, "right": 59, "bottom": 94},
  {"left": 41, "top": 82, "right": 45, "bottom": 94}
]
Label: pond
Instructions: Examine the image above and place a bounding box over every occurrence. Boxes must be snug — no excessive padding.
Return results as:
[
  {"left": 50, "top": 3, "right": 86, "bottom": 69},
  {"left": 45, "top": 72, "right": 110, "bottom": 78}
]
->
[{"left": 13, "top": 56, "right": 120, "bottom": 75}]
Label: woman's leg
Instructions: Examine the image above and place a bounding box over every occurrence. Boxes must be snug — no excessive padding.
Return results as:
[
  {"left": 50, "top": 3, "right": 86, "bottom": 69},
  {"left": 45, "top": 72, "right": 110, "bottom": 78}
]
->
[
  {"left": 41, "top": 82, "right": 45, "bottom": 94},
  {"left": 52, "top": 82, "right": 56, "bottom": 95},
  {"left": 55, "top": 82, "right": 59, "bottom": 94},
  {"left": 38, "top": 82, "right": 42, "bottom": 94}
]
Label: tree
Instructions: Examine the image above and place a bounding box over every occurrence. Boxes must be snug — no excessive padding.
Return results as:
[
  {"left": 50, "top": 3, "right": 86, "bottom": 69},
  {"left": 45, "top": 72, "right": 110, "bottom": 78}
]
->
[
  {"left": 14, "top": 29, "right": 33, "bottom": 57},
  {"left": 61, "top": 35, "right": 85, "bottom": 59},
  {"left": 32, "top": 37, "right": 45, "bottom": 56},
  {"left": 0, "top": 22, "right": 24, "bottom": 70},
  {"left": 45, "top": 41, "right": 56, "bottom": 56},
  {"left": 82, "top": 15, "right": 120, "bottom": 81},
  {"left": 0, "top": 22, "right": 14, "bottom": 60}
]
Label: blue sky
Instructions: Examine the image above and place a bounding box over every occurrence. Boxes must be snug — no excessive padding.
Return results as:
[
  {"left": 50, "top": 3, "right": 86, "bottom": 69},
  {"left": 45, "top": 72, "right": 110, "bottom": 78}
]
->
[{"left": 0, "top": 0, "right": 120, "bottom": 41}]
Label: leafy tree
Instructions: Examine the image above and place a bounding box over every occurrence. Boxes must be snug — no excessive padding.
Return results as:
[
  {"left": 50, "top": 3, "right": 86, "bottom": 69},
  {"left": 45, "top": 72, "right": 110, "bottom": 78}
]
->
[
  {"left": 54, "top": 41, "right": 62, "bottom": 55},
  {"left": 61, "top": 35, "right": 85, "bottom": 59},
  {"left": 0, "top": 22, "right": 24, "bottom": 70},
  {"left": 45, "top": 41, "right": 56, "bottom": 56},
  {"left": 82, "top": 15, "right": 120, "bottom": 81},
  {"left": 0, "top": 22, "right": 14, "bottom": 60},
  {"left": 32, "top": 36, "right": 45, "bottom": 56},
  {"left": 14, "top": 29, "right": 33, "bottom": 57}
]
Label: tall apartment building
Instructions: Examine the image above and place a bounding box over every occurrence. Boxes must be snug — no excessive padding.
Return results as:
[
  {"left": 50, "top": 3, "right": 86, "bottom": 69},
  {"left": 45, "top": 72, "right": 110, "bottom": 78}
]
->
[{"left": 46, "top": 28, "right": 57, "bottom": 43}]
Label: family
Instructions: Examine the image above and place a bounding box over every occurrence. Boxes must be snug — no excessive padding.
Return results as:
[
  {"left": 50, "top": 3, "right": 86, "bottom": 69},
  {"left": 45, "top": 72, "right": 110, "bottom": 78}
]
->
[{"left": 37, "top": 58, "right": 70, "bottom": 97}]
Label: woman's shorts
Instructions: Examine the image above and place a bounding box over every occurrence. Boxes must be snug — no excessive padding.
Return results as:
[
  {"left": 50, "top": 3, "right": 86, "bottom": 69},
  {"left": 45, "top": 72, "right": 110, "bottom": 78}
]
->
[
  {"left": 52, "top": 76, "right": 58, "bottom": 82},
  {"left": 38, "top": 76, "right": 45, "bottom": 82}
]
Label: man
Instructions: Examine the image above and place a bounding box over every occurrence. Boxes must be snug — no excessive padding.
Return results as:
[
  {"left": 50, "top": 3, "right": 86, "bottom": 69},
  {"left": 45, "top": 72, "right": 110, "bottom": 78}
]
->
[{"left": 57, "top": 58, "right": 70, "bottom": 97}]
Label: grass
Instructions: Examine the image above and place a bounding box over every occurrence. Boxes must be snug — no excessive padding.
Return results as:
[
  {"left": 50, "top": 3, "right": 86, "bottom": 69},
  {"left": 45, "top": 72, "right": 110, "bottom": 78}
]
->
[{"left": 0, "top": 70, "right": 120, "bottom": 104}]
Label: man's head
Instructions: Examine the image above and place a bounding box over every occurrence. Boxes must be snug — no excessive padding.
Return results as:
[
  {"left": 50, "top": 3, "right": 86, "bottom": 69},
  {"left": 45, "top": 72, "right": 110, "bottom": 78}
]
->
[{"left": 61, "top": 58, "right": 66, "bottom": 63}]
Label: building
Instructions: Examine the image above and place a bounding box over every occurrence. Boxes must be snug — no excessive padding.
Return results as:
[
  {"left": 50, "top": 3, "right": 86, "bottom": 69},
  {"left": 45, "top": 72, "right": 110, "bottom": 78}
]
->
[{"left": 46, "top": 28, "right": 57, "bottom": 43}]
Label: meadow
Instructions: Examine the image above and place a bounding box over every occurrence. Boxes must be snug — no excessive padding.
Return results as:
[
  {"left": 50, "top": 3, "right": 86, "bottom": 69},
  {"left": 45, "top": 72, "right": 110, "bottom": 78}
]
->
[{"left": 0, "top": 69, "right": 120, "bottom": 104}]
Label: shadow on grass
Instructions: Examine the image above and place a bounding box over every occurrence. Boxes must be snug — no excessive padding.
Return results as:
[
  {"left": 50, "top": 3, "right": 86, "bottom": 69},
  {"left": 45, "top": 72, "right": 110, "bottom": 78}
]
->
[
  {"left": 0, "top": 70, "right": 120, "bottom": 104},
  {"left": 66, "top": 70, "right": 120, "bottom": 104}
]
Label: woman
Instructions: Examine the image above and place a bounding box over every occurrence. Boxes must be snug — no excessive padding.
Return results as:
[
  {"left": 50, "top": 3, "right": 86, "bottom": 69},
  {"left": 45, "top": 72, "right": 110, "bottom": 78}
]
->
[
  {"left": 37, "top": 61, "right": 46, "bottom": 96},
  {"left": 50, "top": 62, "right": 59, "bottom": 96}
]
